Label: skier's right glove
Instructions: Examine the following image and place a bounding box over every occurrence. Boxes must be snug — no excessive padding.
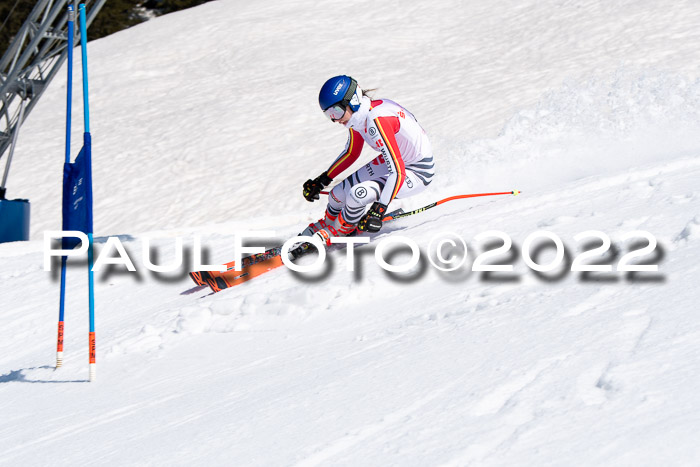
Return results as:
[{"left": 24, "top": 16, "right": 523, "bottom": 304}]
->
[
  {"left": 357, "top": 202, "right": 388, "bottom": 233},
  {"left": 303, "top": 172, "right": 333, "bottom": 202}
]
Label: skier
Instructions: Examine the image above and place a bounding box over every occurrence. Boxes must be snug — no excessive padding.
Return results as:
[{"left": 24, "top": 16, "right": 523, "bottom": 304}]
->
[{"left": 301, "top": 75, "right": 435, "bottom": 245}]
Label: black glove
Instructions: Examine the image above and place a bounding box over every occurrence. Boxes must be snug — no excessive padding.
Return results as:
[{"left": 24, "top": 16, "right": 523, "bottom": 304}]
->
[
  {"left": 357, "top": 202, "right": 388, "bottom": 232},
  {"left": 303, "top": 172, "right": 333, "bottom": 202}
]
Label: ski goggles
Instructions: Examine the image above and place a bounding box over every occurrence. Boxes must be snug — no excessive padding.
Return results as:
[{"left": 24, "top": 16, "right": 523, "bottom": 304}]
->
[
  {"left": 323, "top": 104, "right": 347, "bottom": 121},
  {"left": 322, "top": 78, "right": 358, "bottom": 121}
]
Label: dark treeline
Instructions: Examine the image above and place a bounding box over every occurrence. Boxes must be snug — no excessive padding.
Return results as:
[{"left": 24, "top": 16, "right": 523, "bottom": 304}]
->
[{"left": 0, "top": 0, "right": 214, "bottom": 57}]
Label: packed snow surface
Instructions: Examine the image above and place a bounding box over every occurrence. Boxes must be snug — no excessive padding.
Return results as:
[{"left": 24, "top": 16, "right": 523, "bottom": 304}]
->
[{"left": 2, "top": 0, "right": 700, "bottom": 465}]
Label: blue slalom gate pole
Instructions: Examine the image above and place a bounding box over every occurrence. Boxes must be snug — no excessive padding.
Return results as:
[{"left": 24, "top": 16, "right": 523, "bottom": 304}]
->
[
  {"left": 56, "top": 4, "right": 75, "bottom": 369},
  {"left": 79, "top": 4, "right": 90, "bottom": 134},
  {"left": 79, "top": 3, "right": 96, "bottom": 382}
]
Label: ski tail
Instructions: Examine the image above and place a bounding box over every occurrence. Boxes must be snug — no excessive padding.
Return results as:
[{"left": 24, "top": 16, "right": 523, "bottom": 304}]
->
[{"left": 189, "top": 270, "right": 205, "bottom": 286}]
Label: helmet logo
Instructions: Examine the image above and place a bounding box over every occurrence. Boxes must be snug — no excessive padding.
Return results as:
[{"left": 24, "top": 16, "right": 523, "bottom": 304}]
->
[{"left": 333, "top": 82, "right": 344, "bottom": 95}]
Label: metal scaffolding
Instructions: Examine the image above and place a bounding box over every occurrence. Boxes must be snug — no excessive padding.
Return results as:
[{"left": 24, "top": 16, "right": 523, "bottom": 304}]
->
[{"left": 0, "top": 0, "right": 105, "bottom": 199}]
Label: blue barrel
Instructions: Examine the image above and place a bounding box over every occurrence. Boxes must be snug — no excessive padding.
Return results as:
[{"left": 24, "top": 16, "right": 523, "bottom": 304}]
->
[{"left": 0, "top": 198, "right": 31, "bottom": 243}]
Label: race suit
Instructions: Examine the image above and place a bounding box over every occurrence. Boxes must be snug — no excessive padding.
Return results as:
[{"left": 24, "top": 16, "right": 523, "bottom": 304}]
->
[{"left": 324, "top": 95, "right": 435, "bottom": 225}]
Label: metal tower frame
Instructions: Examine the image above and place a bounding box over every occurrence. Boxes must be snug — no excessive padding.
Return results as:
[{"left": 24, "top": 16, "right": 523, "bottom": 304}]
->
[{"left": 0, "top": 0, "right": 105, "bottom": 199}]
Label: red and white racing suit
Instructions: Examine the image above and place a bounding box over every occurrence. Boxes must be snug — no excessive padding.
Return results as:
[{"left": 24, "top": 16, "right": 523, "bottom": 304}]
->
[{"left": 322, "top": 95, "right": 435, "bottom": 228}]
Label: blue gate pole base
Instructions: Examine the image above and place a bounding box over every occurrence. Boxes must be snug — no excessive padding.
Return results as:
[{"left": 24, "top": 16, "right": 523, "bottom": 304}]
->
[{"left": 0, "top": 199, "right": 31, "bottom": 243}]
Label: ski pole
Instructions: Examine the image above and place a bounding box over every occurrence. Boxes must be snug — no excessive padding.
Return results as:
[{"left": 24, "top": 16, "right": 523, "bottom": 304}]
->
[
  {"left": 381, "top": 190, "right": 520, "bottom": 221},
  {"left": 319, "top": 190, "right": 520, "bottom": 221}
]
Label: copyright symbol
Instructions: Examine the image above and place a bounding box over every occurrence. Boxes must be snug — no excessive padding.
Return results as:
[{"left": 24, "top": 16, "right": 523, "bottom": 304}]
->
[{"left": 428, "top": 232, "right": 468, "bottom": 272}]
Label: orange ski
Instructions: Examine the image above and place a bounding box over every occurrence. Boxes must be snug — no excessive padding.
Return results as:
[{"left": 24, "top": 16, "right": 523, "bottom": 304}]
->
[
  {"left": 189, "top": 246, "right": 284, "bottom": 287},
  {"left": 198, "top": 255, "right": 284, "bottom": 293}
]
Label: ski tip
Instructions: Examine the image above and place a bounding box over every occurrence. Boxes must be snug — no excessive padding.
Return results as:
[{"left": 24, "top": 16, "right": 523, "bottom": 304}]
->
[{"left": 512, "top": 190, "right": 521, "bottom": 196}]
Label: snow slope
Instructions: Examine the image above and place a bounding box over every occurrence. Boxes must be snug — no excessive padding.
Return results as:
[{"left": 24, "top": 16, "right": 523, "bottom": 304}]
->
[{"left": 2, "top": 0, "right": 700, "bottom": 465}]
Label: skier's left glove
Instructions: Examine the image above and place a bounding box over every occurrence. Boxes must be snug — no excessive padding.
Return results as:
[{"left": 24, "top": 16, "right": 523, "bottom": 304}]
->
[
  {"left": 303, "top": 172, "right": 333, "bottom": 202},
  {"left": 357, "top": 202, "right": 388, "bottom": 233}
]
